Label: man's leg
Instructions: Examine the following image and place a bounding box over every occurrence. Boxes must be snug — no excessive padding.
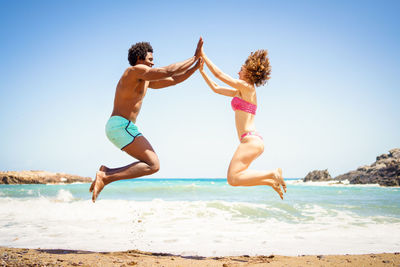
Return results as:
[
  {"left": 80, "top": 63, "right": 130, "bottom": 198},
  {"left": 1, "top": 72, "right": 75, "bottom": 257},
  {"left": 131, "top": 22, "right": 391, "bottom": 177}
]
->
[{"left": 91, "top": 136, "right": 159, "bottom": 202}]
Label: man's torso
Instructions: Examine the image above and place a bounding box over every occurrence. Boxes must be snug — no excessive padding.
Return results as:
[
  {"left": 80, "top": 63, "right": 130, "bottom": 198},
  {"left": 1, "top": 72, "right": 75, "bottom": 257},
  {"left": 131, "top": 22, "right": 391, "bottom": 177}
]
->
[{"left": 111, "top": 68, "right": 149, "bottom": 123}]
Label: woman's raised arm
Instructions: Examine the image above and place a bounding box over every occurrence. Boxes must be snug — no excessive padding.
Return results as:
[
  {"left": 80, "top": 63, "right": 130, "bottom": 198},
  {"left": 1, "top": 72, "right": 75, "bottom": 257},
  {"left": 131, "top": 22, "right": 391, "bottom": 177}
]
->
[
  {"left": 201, "top": 50, "right": 250, "bottom": 92},
  {"left": 199, "top": 58, "right": 238, "bottom": 97}
]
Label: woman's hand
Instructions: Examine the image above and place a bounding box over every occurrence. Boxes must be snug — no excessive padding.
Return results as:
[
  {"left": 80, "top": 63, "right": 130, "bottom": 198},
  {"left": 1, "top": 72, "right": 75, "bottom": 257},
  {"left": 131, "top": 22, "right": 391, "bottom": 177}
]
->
[{"left": 199, "top": 57, "right": 204, "bottom": 71}]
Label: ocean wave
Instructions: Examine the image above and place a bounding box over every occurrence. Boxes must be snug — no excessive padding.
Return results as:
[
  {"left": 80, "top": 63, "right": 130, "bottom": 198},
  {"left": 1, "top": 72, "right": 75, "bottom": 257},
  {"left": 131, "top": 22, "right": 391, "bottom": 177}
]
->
[
  {"left": 288, "top": 179, "right": 384, "bottom": 187},
  {"left": 55, "top": 189, "right": 75, "bottom": 202},
  {"left": 0, "top": 198, "right": 399, "bottom": 256},
  {"left": 1, "top": 179, "right": 399, "bottom": 256}
]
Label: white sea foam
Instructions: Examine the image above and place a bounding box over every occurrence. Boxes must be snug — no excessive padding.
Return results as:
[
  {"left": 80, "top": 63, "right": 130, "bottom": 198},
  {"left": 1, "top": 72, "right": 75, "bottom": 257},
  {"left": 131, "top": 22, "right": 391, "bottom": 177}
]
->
[
  {"left": 0, "top": 197, "right": 399, "bottom": 256},
  {"left": 288, "top": 179, "right": 383, "bottom": 187},
  {"left": 55, "top": 189, "right": 75, "bottom": 202}
]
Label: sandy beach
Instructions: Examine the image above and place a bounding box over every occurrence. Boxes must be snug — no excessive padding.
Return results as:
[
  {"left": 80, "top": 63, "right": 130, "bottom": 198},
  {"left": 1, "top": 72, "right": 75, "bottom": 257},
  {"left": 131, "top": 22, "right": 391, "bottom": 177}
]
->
[{"left": 1, "top": 247, "right": 399, "bottom": 267}]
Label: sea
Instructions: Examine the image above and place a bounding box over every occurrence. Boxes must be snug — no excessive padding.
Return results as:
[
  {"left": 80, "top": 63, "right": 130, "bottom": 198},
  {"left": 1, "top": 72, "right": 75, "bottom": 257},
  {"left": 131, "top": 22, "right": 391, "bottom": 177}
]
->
[{"left": 0, "top": 178, "right": 399, "bottom": 256}]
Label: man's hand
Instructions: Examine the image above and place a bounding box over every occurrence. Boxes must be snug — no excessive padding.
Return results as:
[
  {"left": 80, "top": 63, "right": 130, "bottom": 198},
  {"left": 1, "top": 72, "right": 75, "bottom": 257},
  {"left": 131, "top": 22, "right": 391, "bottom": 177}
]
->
[
  {"left": 194, "top": 37, "right": 203, "bottom": 59},
  {"left": 198, "top": 57, "right": 204, "bottom": 71}
]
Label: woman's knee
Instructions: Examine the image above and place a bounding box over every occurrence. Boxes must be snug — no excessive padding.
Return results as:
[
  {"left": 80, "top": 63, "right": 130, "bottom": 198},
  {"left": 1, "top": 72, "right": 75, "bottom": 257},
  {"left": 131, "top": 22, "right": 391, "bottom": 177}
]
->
[{"left": 227, "top": 173, "right": 240, "bottom": 186}]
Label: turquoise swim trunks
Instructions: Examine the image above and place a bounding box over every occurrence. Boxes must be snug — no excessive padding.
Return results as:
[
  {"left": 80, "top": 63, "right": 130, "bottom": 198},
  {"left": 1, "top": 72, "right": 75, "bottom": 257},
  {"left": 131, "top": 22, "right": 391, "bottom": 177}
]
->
[{"left": 105, "top": 116, "right": 143, "bottom": 150}]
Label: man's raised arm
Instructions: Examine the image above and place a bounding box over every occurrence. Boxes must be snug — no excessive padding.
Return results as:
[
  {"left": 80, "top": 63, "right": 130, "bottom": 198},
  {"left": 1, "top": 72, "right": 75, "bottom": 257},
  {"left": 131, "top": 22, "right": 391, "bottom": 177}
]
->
[
  {"left": 133, "top": 37, "right": 203, "bottom": 81},
  {"left": 149, "top": 60, "right": 200, "bottom": 89}
]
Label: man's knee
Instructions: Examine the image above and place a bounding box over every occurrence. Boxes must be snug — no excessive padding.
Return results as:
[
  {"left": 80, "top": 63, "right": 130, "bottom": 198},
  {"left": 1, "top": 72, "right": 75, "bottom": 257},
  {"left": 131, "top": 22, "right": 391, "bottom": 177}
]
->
[{"left": 148, "top": 160, "right": 160, "bottom": 174}]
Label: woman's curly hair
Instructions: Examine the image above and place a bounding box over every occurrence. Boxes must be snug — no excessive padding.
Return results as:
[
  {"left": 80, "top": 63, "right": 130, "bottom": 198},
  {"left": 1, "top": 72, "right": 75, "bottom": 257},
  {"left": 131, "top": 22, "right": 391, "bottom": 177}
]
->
[
  {"left": 243, "top": 49, "right": 271, "bottom": 87},
  {"left": 128, "top": 42, "right": 153, "bottom": 66}
]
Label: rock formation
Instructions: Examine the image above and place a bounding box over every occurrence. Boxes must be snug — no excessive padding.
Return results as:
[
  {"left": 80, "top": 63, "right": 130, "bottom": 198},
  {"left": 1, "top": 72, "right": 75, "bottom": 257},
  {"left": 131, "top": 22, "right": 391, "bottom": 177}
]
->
[
  {"left": 334, "top": 148, "right": 400, "bottom": 186},
  {"left": 0, "top": 170, "right": 92, "bottom": 184},
  {"left": 302, "top": 149, "right": 400, "bottom": 186},
  {"left": 303, "top": 169, "right": 332, "bottom": 182}
]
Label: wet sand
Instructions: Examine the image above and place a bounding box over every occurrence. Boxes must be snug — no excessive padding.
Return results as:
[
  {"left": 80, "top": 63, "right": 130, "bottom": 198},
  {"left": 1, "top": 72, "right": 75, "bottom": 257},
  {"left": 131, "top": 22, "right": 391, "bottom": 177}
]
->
[{"left": 1, "top": 247, "right": 399, "bottom": 266}]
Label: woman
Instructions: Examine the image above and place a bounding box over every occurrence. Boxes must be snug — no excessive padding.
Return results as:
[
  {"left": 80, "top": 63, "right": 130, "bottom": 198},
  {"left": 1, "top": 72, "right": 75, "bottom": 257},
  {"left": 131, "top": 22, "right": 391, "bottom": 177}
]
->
[{"left": 199, "top": 47, "right": 286, "bottom": 199}]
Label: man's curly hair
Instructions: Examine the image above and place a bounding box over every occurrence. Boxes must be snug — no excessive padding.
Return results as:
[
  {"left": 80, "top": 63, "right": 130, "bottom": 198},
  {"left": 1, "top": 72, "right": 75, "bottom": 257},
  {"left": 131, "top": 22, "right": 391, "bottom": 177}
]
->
[
  {"left": 243, "top": 49, "right": 271, "bottom": 87},
  {"left": 128, "top": 42, "right": 153, "bottom": 66}
]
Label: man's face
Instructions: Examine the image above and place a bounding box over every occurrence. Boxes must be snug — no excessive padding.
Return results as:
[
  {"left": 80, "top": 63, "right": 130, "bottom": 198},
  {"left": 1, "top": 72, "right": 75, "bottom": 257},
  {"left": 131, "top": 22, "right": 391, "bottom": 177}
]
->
[{"left": 138, "top": 52, "right": 154, "bottom": 67}]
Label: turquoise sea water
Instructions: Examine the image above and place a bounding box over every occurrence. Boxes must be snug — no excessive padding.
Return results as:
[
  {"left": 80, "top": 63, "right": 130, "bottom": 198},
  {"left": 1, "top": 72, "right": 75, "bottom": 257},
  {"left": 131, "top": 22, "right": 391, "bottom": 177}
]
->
[{"left": 0, "top": 178, "right": 399, "bottom": 256}]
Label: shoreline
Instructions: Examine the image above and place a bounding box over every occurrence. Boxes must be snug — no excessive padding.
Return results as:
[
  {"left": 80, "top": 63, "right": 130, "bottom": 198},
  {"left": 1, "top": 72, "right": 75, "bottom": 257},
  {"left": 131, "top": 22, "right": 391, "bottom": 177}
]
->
[{"left": 1, "top": 247, "right": 399, "bottom": 266}]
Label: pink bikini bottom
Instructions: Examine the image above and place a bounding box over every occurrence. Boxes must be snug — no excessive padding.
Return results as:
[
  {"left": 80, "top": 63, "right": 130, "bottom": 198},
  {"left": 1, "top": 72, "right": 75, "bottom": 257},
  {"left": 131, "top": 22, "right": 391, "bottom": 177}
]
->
[{"left": 240, "top": 131, "right": 263, "bottom": 141}]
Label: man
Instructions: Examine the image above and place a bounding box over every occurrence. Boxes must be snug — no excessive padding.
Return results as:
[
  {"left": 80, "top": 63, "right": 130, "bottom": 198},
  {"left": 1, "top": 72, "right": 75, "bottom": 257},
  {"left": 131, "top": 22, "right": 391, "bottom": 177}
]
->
[{"left": 90, "top": 38, "right": 203, "bottom": 202}]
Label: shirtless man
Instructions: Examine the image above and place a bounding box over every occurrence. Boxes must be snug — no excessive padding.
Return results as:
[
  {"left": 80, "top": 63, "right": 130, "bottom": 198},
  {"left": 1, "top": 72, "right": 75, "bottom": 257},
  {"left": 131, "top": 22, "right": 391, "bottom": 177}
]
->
[{"left": 90, "top": 38, "right": 203, "bottom": 202}]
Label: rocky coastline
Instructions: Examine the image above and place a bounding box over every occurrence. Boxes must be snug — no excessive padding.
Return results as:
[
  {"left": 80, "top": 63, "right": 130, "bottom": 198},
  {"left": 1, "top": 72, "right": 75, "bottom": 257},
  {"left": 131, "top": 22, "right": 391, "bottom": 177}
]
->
[
  {"left": 303, "top": 148, "right": 400, "bottom": 187},
  {"left": 0, "top": 170, "right": 92, "bottom": 184},
  {"left": 303, "top": 169, "right": 332, "bottom": 182}
]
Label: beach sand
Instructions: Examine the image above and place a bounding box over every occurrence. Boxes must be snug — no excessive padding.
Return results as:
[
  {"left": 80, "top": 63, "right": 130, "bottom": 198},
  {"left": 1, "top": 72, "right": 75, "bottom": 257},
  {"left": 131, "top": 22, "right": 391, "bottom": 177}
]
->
[{"left": 1, "top": 247, "right": 399, "bottom": 266}]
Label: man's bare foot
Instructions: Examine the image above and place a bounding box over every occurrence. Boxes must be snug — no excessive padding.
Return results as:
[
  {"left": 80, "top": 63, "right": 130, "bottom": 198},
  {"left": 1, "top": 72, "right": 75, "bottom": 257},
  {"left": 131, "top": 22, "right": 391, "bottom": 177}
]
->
[
  {"left": 271, "top": 181, "right": 283, "bottom": 200},
  {"left": 92, "top": 171, "right": 106, "bottom": 203},
  {"left": 275, "top": 168, "right": 286, "bottom": 193},
  {"left": 99, "top": 165, "right": 110, "bottom": 172},
  {"left": 90, "top": 166, "right": 109, "bottom": 193},
  {"left": 89, "top": 178, "right": 96, "bottom": 193}
]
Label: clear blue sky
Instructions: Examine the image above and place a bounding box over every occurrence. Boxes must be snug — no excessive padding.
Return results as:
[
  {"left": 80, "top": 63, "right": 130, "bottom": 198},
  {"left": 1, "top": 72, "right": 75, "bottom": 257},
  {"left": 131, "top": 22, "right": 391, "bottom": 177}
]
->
[{"left": 1, "top": 0, "right": 399, "bottom": 178}]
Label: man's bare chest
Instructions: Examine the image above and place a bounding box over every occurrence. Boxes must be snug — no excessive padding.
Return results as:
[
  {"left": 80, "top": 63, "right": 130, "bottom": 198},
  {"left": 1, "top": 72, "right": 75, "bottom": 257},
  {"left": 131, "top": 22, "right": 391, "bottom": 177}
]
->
[{"left": 133, "top": 80, "right": 149, "bottom": 97}]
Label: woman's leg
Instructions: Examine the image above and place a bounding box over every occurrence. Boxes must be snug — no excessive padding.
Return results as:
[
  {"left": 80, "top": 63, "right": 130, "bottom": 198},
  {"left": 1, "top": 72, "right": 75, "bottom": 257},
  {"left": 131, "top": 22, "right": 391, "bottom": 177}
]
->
[
  {"left": 227, "top": 137, "right": 286, "bottom": 198},
  {"left": 90, "top": 136, "right": 159, "bottom": 202}
]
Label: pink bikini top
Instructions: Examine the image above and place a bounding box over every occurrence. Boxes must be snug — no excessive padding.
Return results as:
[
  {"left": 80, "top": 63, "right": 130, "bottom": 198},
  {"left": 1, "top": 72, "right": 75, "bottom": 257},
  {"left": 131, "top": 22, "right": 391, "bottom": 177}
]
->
[{"left": 231, "top": 97, "right": 257, "bottom": 115}]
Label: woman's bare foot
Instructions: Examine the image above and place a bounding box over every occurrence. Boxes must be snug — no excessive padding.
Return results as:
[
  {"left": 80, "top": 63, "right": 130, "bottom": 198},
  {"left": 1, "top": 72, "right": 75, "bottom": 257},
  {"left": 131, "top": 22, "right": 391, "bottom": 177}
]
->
[
  {"left": 271, "top": 181, "right": 283, "bottom": 200},
  {"left": 275, "top": 168, "right": 286, "bottom": 193},
  {"left": 92, "top": 171, "right": 106, "bottom": 203}
]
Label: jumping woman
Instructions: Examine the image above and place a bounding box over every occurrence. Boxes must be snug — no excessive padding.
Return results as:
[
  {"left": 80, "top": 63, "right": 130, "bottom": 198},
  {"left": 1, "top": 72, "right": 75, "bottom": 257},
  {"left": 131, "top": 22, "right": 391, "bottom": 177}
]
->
[{"left": 199, "top": 46, "right": 286, "bottom": 199}]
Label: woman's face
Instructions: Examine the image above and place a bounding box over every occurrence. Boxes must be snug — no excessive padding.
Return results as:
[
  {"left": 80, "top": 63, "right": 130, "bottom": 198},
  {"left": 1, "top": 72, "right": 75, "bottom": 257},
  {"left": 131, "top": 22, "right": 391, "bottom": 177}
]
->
[{"left": 238, "top": 66, "right": 246, "bottom": 80}]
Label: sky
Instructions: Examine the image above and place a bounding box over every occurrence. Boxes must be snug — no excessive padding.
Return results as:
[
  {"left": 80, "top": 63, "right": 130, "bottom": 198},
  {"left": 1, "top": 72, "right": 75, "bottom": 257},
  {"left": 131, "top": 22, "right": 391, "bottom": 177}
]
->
[{"left": 0, "top": 0, "right": 399, "bottom": 179}]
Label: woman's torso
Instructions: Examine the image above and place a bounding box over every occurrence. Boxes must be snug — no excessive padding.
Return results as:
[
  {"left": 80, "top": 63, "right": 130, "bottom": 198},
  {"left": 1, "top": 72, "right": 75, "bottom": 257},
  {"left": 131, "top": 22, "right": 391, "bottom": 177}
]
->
[{"left": 232, "top": 88, "right": 257, "bottom": 140}]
